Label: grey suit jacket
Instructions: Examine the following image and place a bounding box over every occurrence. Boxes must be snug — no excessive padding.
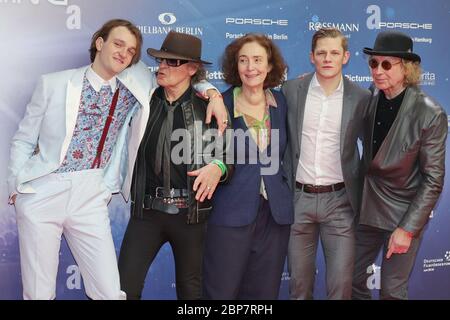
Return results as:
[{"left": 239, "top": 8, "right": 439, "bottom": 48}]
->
[
  {"left": 359, "top": 86, "right": 447, "bottom": 235},
  {"left": 281, "top": 73, "right": 371, "bottom": 215}
]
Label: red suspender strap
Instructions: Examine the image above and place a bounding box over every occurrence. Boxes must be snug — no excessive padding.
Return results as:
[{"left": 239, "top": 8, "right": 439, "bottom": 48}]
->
[{"left": 91, "top": 88, "right": 120, "bottom": 169}]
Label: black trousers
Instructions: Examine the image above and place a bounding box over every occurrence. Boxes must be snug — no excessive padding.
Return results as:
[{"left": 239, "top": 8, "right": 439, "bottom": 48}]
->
[
  {"left": 118, "top": 209, "right": 206, "bottom": 300},
  {"left": 203, "top": 197, "right": 290, "bottom": 300}
]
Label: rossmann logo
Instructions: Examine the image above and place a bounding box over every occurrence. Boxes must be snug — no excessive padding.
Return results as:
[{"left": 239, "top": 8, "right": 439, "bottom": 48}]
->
[
  {"left": 225, "top": 17, "right": 288, "bottom": 26},
  {"left": 308, "top": 15, "right": 359, "bottom": 32},
  {"left": 366, "top": 5, "right": 432, "bottom": 30}
]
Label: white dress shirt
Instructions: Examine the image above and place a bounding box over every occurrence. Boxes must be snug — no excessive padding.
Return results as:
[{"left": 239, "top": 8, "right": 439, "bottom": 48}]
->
[
  {"left": 86, "top": 66, "right": 117, "bottom": 92},
  {"left": 296, "top": 73, "right": 344, "bottom": 185}
]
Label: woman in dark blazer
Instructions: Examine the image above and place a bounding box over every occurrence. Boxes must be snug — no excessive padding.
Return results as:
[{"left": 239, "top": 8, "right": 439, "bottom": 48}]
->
[{"left": 203, "top": 33, "right": 294, "bottom": 299}]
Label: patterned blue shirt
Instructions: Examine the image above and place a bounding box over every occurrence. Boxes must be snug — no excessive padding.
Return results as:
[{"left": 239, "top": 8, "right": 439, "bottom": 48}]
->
[{"left": 56, "top": 74, "right": 137, "bottom": 172}]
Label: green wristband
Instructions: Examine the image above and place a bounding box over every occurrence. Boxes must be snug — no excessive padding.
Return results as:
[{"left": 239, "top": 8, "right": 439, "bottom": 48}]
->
[{"left": 211, "top": 159, "right": 226, "bottom": 176}]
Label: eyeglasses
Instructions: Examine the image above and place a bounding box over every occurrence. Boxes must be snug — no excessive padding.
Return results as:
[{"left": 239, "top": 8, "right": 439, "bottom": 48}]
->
[
  {"left": 155, "top": 57, "right": 189, "bottom": 67},
  {"left": 368, "top": 58, "right": 401, "bottom": 71}
]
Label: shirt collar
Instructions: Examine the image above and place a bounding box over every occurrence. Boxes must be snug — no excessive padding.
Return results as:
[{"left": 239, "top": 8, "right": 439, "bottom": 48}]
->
[
  {"left": 233, "top": 87, "right": 277, "bottom": 118},
  {"left": 310, "top": 73, "right": 344, "bottom": 94},
  {"left": 86, "top": 66, "right": 117, "bottom": 92}
]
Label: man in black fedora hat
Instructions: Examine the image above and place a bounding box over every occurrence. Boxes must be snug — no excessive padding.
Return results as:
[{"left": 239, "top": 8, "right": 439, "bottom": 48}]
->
[
  {"left": 352, "top": 30, "right": 447, "bottom": 299},
  {"left": 118, "top": 30, "right": 233, "bottom": 300}
]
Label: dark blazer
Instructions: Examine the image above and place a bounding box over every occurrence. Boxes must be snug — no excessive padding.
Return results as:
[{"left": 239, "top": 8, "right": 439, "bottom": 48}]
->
[
  {"left": 359, "top": 85, "right": 447, "bottom": 235},
  {"left": 281, "top": 73, "right": 371, "bottom": 215},
  {"left": 209, "top": 87, "right": 294, "bottom": 227}
]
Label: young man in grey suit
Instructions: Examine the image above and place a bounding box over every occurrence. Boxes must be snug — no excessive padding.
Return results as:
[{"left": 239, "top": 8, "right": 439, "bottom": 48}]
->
[{"left": 282, "top": 28, "right": 371, "bottom": 299}]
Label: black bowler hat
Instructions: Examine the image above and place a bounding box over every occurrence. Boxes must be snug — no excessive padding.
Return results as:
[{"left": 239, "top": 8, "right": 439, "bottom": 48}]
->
[
  {"left": 147, "top": 30, "right": 212, "bottom": 64},
  {"left": 363, "top": 31, "right": 421, "bottom": 63}
]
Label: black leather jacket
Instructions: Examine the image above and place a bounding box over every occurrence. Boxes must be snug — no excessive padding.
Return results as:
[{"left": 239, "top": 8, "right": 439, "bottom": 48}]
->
[
  {"left": 360, "top": 85, "right": 447, "bottom": 234},
  {"left": 130, "top": 88, "right": 233, "bottom": 224}
]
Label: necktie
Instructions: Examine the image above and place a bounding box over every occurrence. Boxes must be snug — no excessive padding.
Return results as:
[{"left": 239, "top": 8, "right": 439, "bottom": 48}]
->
[
  {"left": 154, "top": 100, "right": 177, "bottom": 195},
  {"left": 99, "top": 85, "right": 113, "bottom": 106}
]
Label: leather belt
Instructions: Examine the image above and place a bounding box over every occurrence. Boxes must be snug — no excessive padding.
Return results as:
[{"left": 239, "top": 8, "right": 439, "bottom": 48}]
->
[
  {"left": 296, "top": 182, "right": 345, "bottom": 193},
  {"left": 143, "top": 188, "right": 190, "bottom": 214},
  {"left": 143, "top": 195, "right": 179, "bottom": 214},
  {"left": 155, "top": 187, "right": 189, "bottom": 198}
]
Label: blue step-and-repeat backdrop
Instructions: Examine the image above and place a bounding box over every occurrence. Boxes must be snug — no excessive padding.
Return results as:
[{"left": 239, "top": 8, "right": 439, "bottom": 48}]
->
[{"left": 0, "top": 0, "right": 449, "bottom": 300}]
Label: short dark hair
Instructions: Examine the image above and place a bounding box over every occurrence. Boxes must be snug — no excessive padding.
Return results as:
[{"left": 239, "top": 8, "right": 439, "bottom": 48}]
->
[
  {"left": 221, "top": 33, "right": 287, "bottom": 88},
  {"left": 311, "top": 28, "right": 348, "bottom": 52},
  {"left": 89, "top": 19, "right": 142, "bottom": 66}
]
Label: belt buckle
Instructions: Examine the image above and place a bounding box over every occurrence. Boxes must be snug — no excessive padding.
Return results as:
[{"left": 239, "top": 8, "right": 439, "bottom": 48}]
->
[
  {"left": 304, "top": 184, "right": 323, "bottom": 193},
  {"left": 155, "top": 187, "right": 188, "bottom": 208},
  {"left": 156, "top": 187, "right": 176, "bottom": 198}
]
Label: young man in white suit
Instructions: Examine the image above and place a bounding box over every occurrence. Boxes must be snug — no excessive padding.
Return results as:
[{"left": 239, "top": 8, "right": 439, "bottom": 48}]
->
[{"left": 7, "top": 19, "right": 225, "bottom": 300}]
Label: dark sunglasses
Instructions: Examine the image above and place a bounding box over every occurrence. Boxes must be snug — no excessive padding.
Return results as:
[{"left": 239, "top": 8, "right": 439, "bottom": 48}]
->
[
  {"left": 368, "top": 58, "right": 401, "bottom": 71},
  {"left": 155, "top": 57, "right": 189, "bottom": 67}
]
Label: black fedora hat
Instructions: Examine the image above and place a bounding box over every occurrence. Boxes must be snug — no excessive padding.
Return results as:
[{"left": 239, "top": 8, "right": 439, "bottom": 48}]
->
[
  {"left": 147, "top": 30, "right": 211, "bottom": 64},
  {"left": 363, "top": 31, "right": 421, "bottom": 63}
]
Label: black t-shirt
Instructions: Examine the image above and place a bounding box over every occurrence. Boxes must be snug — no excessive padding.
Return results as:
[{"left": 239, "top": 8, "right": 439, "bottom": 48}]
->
[{"left": 372, "top": 88, "right": 407, "bottom": 159}]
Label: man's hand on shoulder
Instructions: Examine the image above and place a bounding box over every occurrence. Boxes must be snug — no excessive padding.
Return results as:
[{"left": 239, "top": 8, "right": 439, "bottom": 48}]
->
[{"left": 205, "top": 89, "right": 228, "bottom": 136}]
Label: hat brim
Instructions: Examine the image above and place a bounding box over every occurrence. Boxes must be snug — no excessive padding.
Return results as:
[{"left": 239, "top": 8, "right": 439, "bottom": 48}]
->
[
  {"left": 147, "top": 48, "right": 212, "bottom": 65},
  {"left": 363, "top": 47, "right": 421, "bottom": 63}
]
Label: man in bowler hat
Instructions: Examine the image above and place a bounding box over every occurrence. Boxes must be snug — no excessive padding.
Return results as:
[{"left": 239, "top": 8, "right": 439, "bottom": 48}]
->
[{"left": 352, "top": 30, "right": 447, "bottom": 299}]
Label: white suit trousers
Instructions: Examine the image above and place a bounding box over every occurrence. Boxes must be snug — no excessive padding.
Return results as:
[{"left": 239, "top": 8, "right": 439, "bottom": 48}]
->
[{"left": 15, "top": 169, "right": 125, "bottom": 300}]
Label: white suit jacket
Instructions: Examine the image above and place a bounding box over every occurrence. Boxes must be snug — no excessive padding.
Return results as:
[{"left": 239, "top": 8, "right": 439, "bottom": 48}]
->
[{"left": 8, "top": 61, "right": 155, "bottom": 201}]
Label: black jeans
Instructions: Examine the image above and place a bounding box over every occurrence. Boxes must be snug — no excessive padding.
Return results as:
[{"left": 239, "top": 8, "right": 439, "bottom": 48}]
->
[{"left": 118, "top": 209, "right": 206, "bottom": 300}]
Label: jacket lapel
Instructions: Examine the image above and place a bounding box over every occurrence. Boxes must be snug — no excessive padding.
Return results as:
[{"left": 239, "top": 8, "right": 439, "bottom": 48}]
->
[
  {"left": 366, "top": 90, "right": 379, "bottom": 164},
  {"left": 295, "top": 73, "right": 313, "bottom": 154},
  {"left": 269, "top": 100, "right": 280, "bottom": 131},
  {"left": 60, "top": 65, "right": 89, "bottom": 164},
  {"left": 371, "top": 87, "right": 416, "bottom": 165},
  {"left": 117, "top": 66, "right": 148, "bottom": 110},
  {"left": 340, "top": 78, "right": 356, "bottom": 154},
  {"left": 267, "top": 94, "right": 280, "bottom": 156},
  {"left": 117, "top": 62, "right": 153, "bottom": 146}
]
